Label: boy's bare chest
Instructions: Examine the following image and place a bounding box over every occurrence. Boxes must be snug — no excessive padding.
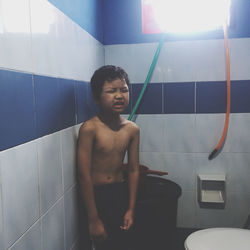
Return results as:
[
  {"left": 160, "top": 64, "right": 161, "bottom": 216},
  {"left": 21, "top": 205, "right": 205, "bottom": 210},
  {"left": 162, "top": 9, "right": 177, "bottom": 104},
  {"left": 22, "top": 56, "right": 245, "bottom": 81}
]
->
[{"left": 94, "top": 128, "right": 130, "bottom": 154}]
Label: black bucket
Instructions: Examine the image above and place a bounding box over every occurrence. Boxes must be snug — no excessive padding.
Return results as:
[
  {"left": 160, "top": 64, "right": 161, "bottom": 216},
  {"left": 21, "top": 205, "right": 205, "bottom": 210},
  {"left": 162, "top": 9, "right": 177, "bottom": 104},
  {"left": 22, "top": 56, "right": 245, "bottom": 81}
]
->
[{"left": 133, "top": 176, "right": 182, "bottom": 250}]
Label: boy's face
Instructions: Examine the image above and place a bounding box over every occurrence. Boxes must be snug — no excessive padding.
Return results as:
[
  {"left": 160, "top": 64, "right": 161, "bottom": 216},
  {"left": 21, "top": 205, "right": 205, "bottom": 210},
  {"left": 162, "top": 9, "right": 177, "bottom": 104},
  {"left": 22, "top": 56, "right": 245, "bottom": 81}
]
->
[{"left": 98, "top": 78, "right": 129, "bottom": 114}]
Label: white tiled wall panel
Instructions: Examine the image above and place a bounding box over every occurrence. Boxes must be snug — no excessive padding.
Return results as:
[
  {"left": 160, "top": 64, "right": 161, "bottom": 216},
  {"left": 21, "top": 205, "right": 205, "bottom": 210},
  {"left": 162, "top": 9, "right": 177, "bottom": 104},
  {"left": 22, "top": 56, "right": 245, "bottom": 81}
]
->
[
  {"left": 226, "top": 113, "right": 250, "bottom": 152},
  {"left": 64, "top": 185, "right": 79, "bottom": 250},
  {"left": 105, "top": 38, "right": 250, "bottom": 84},
  {"left": 41, "top": 198, "right": 65, "bottom": 250},
  {"left": 0, "top": 0, "right": 104, "bottom": 81},
  {"left": 29, "top": 0, "right": 104, "bottom": 80},
  {"left": 195, "top": 114, "right": 231, "bottom": 153},
  {"left": 0, "top": 126, "right": 81, "bottom": 250},
  {"left": 9, "top": 221, "right": 42, "bottom": 250},
  {"left": 135, "top": 115, "right": 165, "bottom": 152},
  {"left": 230, "top": 38, "right": 250, "bottom": 80},
  {"left": 163, "top": 114, "right": 196, "bottom": 153},
  {"left": 0, "top": 142, "right": 40, "bottom": 249},
  {"left": 61, "top": 127, "right": 78, "bottom": 192},
  {"left": 38, "top": 133, "right": 63, "bottom": 215},
  {"left": 137, "top": 113, "right": 250, "bottom": 228},
  {"left": 0, "top": 0, "right": 33, "bottom": 72}
]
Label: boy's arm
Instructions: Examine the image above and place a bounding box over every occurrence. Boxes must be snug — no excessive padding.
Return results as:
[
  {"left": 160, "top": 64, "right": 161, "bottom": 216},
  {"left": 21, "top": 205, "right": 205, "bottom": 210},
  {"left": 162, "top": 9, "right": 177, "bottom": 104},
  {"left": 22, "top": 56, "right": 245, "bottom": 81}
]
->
[
  {"left": 77, "top": 123, "right": 107, "bottom": 240},
  {"left": 121, "top": 124, "right": 140, "bottom": 230}
]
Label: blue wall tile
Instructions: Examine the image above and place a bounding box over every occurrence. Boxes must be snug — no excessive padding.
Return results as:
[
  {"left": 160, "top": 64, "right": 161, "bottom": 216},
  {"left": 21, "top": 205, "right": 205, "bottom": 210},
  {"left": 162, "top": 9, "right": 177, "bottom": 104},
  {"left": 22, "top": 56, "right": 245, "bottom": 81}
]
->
[
  {"left": 231, "top": 80, "right": 250, "bottom": 113},
  {"left": 86, "top": 84, "right": 99, "bottom": 119},
  {"left": 132, "top": 83, "right": 163, "bottom": 114},
  {"left": 164, "top": 82, "right": 195, "bottom": 114},
  {"left": 34, "top": 75, "right": 61, "bottom": 137},
  {"left": 122, "top": 85, "right": 132, "bottom": 115},
  {"left": 75, "top": 81, "right": 89, "bottom": 123},
  {"left": 196, "top": 81, "right": 226, "bottom": 113},
  {"left": 1, "top": 66, "right": 250, "bottom": 151},
  {"left": 0, "top": 70, "right": 36, "bottom": 151},
  {"left": 58, "top": 78, "right": 76, "bottom": 129}
]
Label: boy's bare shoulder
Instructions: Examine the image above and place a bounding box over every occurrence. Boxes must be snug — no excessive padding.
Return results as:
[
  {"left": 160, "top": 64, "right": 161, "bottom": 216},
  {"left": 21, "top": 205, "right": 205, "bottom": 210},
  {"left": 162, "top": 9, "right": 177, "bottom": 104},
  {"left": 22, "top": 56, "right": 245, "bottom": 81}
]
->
[
  {"left": 122, "top": 118, "right": 140, "bottom": 134},
  {"left": 79, "top": 116, "right": 99, "bottom": 135}
]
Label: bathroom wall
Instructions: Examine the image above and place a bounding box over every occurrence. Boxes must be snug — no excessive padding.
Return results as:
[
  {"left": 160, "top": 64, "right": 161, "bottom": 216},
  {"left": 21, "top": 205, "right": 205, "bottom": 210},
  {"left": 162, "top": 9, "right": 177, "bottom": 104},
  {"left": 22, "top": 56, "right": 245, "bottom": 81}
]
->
[
  {"left": 103, "top": 0, "right": 250, "bottom": 229},
  {"left": 1, "top": 1, "right": 250, "bottom": 250},
  {"left": 0, "top": 0, "right": 103, "bottom": 249}
]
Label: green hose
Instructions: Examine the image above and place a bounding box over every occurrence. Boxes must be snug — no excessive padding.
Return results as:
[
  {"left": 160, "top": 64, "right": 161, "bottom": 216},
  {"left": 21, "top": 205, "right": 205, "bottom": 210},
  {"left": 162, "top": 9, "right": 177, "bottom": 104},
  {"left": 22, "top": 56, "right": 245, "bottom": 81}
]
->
[{"left": 128, "top": 32, "right": 167, "bottom": 121}]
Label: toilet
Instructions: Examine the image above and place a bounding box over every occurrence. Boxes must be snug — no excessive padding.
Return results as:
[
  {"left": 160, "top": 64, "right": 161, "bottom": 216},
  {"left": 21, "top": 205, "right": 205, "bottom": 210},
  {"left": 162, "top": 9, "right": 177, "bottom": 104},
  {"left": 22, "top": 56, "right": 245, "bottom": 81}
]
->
[{"left": 184, "top": 228, "right": 250, "bottom": 250}]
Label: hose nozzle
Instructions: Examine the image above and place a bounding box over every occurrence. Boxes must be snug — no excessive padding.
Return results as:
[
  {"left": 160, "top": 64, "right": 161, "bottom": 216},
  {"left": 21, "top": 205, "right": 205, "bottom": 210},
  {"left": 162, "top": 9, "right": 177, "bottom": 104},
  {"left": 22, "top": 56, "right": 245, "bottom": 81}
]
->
[{"left": 208, "top": 149, "right": 218, "bottom": 160}]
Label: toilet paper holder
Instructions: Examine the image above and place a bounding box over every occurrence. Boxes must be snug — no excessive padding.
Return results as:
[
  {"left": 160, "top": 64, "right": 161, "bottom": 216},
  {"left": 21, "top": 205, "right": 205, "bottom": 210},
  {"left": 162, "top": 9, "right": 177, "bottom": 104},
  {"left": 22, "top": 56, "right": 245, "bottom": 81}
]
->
[{"left": 197, "top": 174, "right": 226, "bottom": 208}]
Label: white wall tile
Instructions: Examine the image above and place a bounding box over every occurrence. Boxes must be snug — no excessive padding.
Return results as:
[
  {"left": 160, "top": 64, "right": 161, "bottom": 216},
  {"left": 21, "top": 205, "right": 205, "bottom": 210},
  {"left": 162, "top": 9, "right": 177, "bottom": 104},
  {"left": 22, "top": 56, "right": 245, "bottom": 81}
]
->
[
  {"left": 230, "top": 38, "right": 250, "bottom": 80},
  {"left": 0, "top": 0, "right": 32, "bottom": 73},
  {"left": 162, "top": 153, "right": 196, "bottom": 191},
  {"left": 105, "top": 39, "right": 229, "bottom": 83},
  {"left": 195, "top": 152, "right": 228, "bottom": 174},
  {"left": 105, "top": 42, "right": 197, "bottom": 83},
  {"left": 0, "top": 141, "right": 39, "bottom": 248},
  {"left": 139, "top": 152, "right": 166, "bottom": 172},
  {"left": 105, "top": 43, "right": 157, "bottom": 83},
  {"left": 30, "top": 0, "right": 104, "bottom": 81},
  {"left": 163, "top": 114, "right": 196, "bottom": 153},
  {"left": 61, "top": 127, "right": 78, "bottom": 192},
  {"left": 196, "top": 203, "right": 232, "bottom": 228},
  {"left": 10, "top": 221, "right": 41, "bottom": 250},
  {"left": 30, "top": 0, "right": 68, "bottom": 78},
  {"left": 226, "top": 113, "right": 250, "bottom": 152},
  {"left": 64, "top": 186, "right": 79, "bottom": 250},
  {"left": 225, "top": 153, "right": 250, "bottom": 193},
  {"left": 158, "top": 41, "right": 197, "bottom": 82},
  {"left": 73, "top": 25, "right": 104, "bottom": 81},
  {"left": 195, "top": 114, "right": 230, "bottom": 153},
  {"left": 193, "top": 39, "right": 226, "bottom": 82},
  {"left": 41, "top": 198, "right": 65, "bottom": 250},
  {"left": 136, "top": 115, "right": 165, "bottom": 152},
  {"left": 38, "top": 133, "right": 63, "bottom": 215},
  {"left": 74, "top": 124, "right": 82, "bottom": 137}
]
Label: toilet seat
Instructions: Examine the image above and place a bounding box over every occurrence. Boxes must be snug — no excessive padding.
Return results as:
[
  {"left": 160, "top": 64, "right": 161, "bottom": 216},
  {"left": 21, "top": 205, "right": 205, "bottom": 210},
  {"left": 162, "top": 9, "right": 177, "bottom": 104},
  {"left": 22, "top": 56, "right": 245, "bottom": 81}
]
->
[{"left": 184, "top": 228, "right": 250, "bottom": 250}]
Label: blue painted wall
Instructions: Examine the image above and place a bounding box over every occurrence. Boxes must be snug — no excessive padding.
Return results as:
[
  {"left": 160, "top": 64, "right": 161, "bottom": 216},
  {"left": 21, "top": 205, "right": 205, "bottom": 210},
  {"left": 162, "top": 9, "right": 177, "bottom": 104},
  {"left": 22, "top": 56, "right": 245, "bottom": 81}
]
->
[
  {"left": 0, "top": 70, "right": 98, "bottom": 151},
  {"left": 48, "top": 0, "right": 250, "bottom": 44},
  {"left": 102, "top": 0, "right": 250, "bottom": 44},
  {"left": 1, "top": 66, "right": 249, "bottom": 151}
]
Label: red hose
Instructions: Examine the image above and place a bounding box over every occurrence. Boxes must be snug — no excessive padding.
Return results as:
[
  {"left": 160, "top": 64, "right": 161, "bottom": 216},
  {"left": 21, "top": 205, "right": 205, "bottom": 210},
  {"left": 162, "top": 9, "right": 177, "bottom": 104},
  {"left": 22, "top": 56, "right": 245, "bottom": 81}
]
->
[{"left": 208, "top": 24, "right": 231, "bottom": 160}]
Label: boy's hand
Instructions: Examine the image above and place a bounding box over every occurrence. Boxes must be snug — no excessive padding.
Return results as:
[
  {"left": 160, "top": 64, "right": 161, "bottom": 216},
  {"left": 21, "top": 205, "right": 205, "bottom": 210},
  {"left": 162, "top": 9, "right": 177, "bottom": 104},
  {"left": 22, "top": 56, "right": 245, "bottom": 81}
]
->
[
  {"left": 89, "top": 218, "right": 108, "bottom": 242},
  {"left": 120, "top": 209, "right": 134, "bottom": 230}
]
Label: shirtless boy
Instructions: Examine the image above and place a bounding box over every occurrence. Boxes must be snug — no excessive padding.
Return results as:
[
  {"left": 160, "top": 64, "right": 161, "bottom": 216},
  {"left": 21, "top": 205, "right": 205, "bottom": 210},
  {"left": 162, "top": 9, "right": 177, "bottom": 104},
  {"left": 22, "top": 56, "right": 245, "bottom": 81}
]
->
[{"left": 78, "top": 65, "right": 140, "bottom": 250}]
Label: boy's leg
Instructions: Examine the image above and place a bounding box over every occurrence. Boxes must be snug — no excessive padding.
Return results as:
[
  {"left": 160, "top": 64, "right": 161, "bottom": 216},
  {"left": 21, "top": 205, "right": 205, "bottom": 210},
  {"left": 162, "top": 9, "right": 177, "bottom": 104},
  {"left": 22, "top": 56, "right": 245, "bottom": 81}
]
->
[{"left": 93, "top": 182, "right": 134, "bottom": 250}]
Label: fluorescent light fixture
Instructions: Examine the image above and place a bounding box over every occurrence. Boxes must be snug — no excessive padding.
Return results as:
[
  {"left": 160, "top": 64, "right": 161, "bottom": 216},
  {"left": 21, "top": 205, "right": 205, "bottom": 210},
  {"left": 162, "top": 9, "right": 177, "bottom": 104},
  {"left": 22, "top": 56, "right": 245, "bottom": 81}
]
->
[{"left": 143, "top": 0, "right": 231, "bottom": 33}]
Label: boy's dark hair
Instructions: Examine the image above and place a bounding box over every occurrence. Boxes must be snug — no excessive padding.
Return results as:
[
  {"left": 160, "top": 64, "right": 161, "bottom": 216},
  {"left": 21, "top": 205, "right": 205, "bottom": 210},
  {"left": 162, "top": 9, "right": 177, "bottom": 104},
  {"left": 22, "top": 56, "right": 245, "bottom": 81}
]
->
[{"left": 90, "top": 65, "right": 130, "bottom": 100}]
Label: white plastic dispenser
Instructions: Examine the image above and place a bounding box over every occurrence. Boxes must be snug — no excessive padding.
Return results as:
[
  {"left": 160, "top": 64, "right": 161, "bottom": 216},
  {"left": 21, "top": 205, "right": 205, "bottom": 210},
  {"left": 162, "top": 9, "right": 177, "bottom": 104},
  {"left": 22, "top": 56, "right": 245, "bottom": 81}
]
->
[{"left": 197, "top": 174, "right": 226, "bottom": 206}]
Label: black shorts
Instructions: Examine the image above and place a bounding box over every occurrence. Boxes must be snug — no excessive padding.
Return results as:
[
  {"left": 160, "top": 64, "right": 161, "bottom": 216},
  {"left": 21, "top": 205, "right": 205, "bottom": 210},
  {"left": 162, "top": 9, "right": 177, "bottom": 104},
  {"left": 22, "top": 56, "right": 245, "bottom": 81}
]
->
[{"left": 93, "top": 181, "right": 133, "bottom": 250}]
